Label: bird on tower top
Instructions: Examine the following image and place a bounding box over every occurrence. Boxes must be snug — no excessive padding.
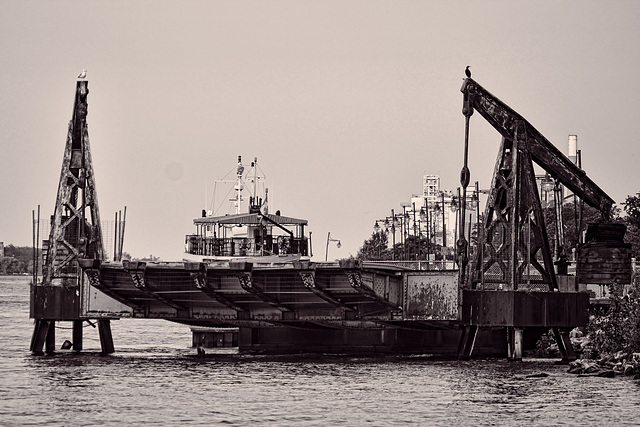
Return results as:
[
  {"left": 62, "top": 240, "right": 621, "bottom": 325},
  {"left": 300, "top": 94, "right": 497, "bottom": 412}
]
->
[
  {"left": 465, "top": 66, "right": 471, "bottom": 78},
  {"left": 78, "top": 69, "right": 87, "bottom": 80}
]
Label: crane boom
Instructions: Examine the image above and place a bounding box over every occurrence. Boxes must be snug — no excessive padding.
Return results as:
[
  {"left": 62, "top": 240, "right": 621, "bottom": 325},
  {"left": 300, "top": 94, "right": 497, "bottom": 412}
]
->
[
  {"left": 461, "top": 78, "right": 613, "bottom": 217},
  {"left": 458, "top": 74, "right": 627, "bottom": 361}
]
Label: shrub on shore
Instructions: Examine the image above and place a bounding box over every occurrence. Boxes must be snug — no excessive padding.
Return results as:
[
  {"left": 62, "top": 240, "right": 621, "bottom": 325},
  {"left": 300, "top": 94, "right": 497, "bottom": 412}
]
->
[
  {"left": 531, "top": 279, "right": 640, "bottom": 365},
  {"left": 587, "top": 281, "right": 640, "bottom": 358}
]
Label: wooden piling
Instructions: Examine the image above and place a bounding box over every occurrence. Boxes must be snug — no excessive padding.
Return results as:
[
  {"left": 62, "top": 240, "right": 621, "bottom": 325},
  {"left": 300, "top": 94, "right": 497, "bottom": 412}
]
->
[
  {"left": 30, "top": 319, "right": 51, "bottom": 355},
  {"left": 72, "top": 320, "right": 83, "bottom": 352},
  {"left": 45, "top": 321, "right": 56, "bottom": 354},
  {"left": 98, "top": 319, "right": 115, "bottom": 354}
]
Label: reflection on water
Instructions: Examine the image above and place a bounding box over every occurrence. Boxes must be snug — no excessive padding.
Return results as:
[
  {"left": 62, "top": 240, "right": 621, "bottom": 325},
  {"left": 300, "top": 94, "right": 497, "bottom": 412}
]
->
[{"left": 1, "top": 276, "right": 639, "bottom": 426}]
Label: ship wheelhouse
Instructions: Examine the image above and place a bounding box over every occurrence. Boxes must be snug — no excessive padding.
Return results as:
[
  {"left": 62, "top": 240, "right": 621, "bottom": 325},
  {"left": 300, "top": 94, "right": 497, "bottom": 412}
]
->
[{"left": 185, "top": 211, "right": 308, "bottom": 259}]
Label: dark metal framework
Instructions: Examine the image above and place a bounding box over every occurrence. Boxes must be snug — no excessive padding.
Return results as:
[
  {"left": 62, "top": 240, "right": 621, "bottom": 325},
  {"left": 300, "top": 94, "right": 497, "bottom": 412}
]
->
[
  {"left": 30, "top": 80, "right": 112, "bottom": 355},
  {"left": 43, "top": 80, "right": 104, "bottom": 284},
  {"left": 460, "top": 78, "right": 613, "bottom": 291},
  {"left": 457, "top": 77, "right": 614, "bottom": 361}
]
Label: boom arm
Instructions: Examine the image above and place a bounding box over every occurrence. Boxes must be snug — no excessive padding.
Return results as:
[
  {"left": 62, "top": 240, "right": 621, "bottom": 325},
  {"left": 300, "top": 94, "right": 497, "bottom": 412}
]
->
[{"left": 461, "top": 78, "right": 614, "bottom": 217}]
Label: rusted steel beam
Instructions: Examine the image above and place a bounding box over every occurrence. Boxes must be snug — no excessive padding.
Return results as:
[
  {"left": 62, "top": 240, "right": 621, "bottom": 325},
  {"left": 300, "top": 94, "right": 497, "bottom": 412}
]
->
[
  {"left": 520, "top": 138, "right": 557, "bottom": 290},
  {"left": 235, "top": 271, "right": 291, "bottom": 312},
  {"left": 457, "top": 324, "right": 478, "bottom": 360},
  {"left": 185, "top": 262, "right": 245, "bottom": 312},
  {"left": 45, "top": 321, "right": 56, "bottom": 354},
  {"left": 461, "top": 77, "right": 614, "bottom": 216},
  {"left": 344, "top": 270, "right": 400, "bottom": 310},
  {"left": 297, "top": 270, "right": 355, "bottom": 312},
  {"left": 462, "top": 290, "right": 589, "bottom": 327},
  {"left": 43, "top": 80, "right": 105, "bottom": 287},
  {"left": 79, "top": 259, "right": 143, "bottom": 310},
  {"left": 72, "top": 320, "right": 83, "bottom": 351},
  {"left": 506, "top": 327, "right": 523, "bottom": 361},
  {"left": 123, "top": 261, "right": 186, "bottom": 312}
]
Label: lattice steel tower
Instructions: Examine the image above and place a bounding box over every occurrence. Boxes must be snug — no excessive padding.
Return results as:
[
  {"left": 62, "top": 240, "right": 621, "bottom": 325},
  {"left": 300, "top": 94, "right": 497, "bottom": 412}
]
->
[{"left": 30, "top": 79, "right": 112, "bottom": 355}]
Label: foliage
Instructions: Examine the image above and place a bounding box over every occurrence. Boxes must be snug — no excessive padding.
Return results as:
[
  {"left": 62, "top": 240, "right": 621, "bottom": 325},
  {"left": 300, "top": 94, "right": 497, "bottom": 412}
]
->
[
  {"left": 357, "top": 231, "right": 443, "bottom": 261},
  {"left": 542, "top": 201, "right": 604, "bottom": 256},
  {"left": 356, "top": 231, "right": 390, "bottom": 261},
  {"left": 623, "top": 223, "right": 640, "bottom": 259},
  {"left": 0, "top": 245, "right": 38, "bottom": 274},
  {"left": 621, "top": 194, "right": 640, "bottom": 258},
  {"left": 0, "top": 244, "right": 150, "bottom": 274},
  {"left": 529, "top": 331, "right": 560, "bottom": 358},
  {"left": 5, "top": 244, "right": 35, "bottom": 260},
  {"left": 398, "top": 235, "right": 442, "bottom": 261},
  {"left": 0, "top": 257, "right": 25, "bottom": 274},
  {"left": 622, "top": 193, "right": 640, "bottom": 228},
  {"left": 587, "top": 279, "right": 640, "bottom": 356}
]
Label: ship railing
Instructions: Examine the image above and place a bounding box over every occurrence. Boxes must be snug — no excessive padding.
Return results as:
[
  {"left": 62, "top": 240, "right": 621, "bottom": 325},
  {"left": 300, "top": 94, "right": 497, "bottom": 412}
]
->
[
  {"left": 185, "top": 234, "right": 308, "bottom": 257},
  {"left": 364, "top": 260, "right": 457, "bottom": 271}
]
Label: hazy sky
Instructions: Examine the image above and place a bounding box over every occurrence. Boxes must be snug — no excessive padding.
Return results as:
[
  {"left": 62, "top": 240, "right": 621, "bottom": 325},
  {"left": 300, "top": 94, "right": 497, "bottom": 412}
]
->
[{"left": 1, "top": 0, "right": 639, "bottom": 261}]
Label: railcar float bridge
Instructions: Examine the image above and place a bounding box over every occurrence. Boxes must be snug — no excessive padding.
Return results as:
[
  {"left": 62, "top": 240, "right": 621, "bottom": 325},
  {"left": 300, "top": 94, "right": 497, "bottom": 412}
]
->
[{"left": 30, "top": 76, "right": 630, "bottom": 359}]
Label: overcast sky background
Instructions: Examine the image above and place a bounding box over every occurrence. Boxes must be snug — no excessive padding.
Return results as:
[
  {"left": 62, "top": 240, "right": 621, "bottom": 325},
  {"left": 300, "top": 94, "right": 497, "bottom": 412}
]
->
[{"left": 1, "top": 0, "right": 639, "bottom": 261}]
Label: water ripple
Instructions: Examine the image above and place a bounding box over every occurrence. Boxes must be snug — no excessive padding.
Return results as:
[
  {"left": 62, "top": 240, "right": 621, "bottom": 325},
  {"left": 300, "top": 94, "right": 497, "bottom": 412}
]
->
[{"left": 2, "top": 277, "right": 640, "bottom": 426}]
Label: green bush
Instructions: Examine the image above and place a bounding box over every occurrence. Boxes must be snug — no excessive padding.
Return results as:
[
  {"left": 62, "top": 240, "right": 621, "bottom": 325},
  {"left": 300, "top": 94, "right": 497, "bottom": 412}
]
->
[{"left": 587, "top": 279, "right": 640, "bottom": 356}]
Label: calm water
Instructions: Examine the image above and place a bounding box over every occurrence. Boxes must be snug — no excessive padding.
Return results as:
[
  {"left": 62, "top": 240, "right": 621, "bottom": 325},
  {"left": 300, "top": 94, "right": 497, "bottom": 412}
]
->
[{"left": 1, "top": 275, "right": 639, "bottom": 426}]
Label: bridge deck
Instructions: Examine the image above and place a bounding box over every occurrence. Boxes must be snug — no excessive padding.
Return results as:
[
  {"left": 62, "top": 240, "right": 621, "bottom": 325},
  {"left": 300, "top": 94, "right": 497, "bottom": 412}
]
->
[{"left": 77, "top": 259, "right": 465, "bottom": 330}]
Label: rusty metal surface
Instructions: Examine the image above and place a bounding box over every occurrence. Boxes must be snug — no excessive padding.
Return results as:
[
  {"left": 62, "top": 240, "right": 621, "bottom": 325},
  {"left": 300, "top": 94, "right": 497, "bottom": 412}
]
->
[
  {"left": 42, "top": 81, "right": 105, "bottom": 288},
  {"left": 404, "top": 271, "right": 458, "bottom": 320},
  {"left": 462, "top": 290, "right": 589, "bottom": 327},
  {"left": 76, "top": 261, "right": 468, "bottom": 328},
  {"left": 33, "top": 80, "right": 106, "bottom": 324},
  {"left": 461, "top": 77, "right": 614, "bottom": 214},
  {"left": 76, "top": 260, "right": 591, "bottom": 332},
  {"left": 30, "top": 284, "right": 79, "bottom": 320}
]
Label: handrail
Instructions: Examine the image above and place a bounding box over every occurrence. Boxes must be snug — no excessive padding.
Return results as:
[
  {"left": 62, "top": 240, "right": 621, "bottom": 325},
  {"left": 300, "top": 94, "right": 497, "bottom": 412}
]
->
[
  {"left": 185, "top": 234, "right": 308, "bottom": 257},
  {"left": 364, "top": 260, "right": 458, "bottom": 271}
]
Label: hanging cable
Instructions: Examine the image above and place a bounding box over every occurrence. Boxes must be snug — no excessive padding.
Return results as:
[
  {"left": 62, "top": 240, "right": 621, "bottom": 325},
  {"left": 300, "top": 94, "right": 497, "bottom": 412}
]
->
[{"left": 458, "top": 80, "right": 475, "bottom": 285}]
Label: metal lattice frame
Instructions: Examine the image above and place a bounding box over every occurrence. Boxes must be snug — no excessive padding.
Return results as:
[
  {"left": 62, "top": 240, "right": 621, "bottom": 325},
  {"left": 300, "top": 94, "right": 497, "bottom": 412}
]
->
[
  {"left": 471, "top": 122, "right": 557, "bottom": 291},
  {"left": 42, "top": 81, "right": 104, "bottom": 286}
]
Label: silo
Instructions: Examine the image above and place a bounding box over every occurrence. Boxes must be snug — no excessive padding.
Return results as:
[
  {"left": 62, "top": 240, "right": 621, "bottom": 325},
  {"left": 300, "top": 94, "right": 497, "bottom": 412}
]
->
[{"left": 568, "top": 134, "right": 578, "bottom": 165}]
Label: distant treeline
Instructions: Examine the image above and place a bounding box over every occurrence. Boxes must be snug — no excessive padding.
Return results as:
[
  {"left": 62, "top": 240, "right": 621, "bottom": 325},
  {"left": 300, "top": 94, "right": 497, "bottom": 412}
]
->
[
  {"left": 0, "top": 245, "right": 38, "bottom": 275},
  {"left": 0, "top": 245, "right": 156, "bottom": 275}
]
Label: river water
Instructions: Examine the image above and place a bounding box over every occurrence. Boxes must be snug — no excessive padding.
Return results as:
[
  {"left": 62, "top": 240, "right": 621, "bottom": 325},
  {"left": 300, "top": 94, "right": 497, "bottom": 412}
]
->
[{"left": 1, "top": 275, "right": 639, "bottom": 426}]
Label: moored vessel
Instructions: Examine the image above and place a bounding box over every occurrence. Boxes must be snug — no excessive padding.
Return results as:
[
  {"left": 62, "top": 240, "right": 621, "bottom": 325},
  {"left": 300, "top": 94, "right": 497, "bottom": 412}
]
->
[{"left": 184, "top": 156, "right": 310, "bottom": 264}]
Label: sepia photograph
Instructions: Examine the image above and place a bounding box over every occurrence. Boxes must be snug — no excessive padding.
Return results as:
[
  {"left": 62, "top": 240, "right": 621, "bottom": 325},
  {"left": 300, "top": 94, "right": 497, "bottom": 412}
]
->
[{"left": 1, "top": 1, "right": 639, "bottom": 425}]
